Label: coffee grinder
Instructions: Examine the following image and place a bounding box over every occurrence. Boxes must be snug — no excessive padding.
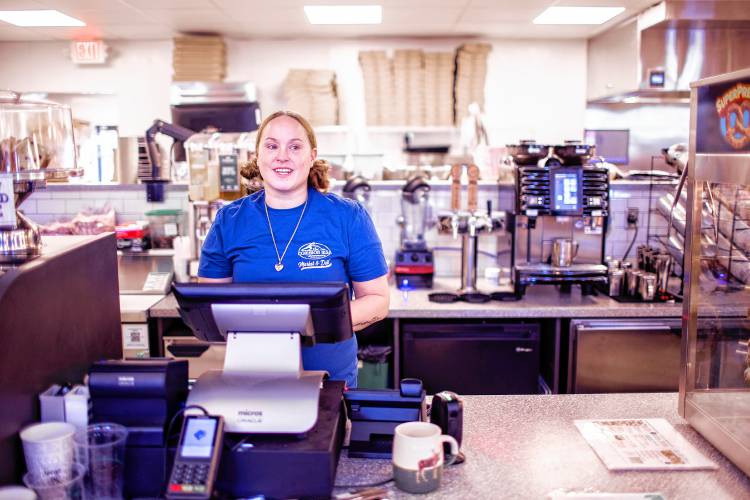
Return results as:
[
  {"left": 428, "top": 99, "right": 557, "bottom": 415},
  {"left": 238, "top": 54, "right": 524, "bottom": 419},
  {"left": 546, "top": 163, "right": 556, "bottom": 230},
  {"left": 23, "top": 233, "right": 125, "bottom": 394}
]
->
[
  {"left": 395, "top": 175, "right": 434, "bottom": 289},
  {"left": 1, "top": 92, "right": 82, "bottom": 263},
  {"left": 510, "top": 141, "right": 609, "bottom": 296}
]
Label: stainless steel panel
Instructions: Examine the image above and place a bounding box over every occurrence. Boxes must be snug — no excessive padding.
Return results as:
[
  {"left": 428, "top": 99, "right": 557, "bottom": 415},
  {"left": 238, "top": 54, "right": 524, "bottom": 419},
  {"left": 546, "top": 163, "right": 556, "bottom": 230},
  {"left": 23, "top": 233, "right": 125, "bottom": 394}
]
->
[
  {"left": 570, "top": 319, "right": 682, "bottom": 393},
  {"left": 694, "top": 154, "right": 750, "bottom": 184}
]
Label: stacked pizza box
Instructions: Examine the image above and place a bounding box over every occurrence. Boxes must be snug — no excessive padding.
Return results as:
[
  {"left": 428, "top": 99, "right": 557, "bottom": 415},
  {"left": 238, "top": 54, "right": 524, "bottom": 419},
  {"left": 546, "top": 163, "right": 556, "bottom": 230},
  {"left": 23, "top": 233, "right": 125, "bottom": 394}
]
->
[
  {"left": 393, "top": 49, "right": 425, "bottom": 126},
  {"left": 283, "top": 69, "right": 339, "bottom": 126},
  {"left": 424, "top": 52, "right": 455, "bottom": 127},
  {"left": 453, "top": 43, "right": 492, "bottom": 124},
  {"left": 172, "top": 35, "right": 226, "bottom": 82},
  {"left": 358, "top": 50, "right": 393, "bottom": 126}
]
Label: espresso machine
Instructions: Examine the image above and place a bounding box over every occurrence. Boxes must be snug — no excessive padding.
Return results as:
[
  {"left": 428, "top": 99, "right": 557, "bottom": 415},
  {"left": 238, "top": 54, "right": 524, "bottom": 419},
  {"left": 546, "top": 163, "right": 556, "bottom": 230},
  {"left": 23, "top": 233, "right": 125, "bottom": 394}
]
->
[
  {"left": 510, "top": 141, "right": 609, "bottom": 296},
  {"left": 395, "top": 176, "right": 434, "bottom": 288}
]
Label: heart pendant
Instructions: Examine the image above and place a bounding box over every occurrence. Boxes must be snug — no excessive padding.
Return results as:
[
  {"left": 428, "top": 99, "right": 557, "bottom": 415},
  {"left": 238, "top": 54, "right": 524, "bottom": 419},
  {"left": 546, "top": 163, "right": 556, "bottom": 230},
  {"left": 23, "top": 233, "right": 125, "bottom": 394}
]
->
[{"left": 274, "top": 263, "right": 284, "bottom": 272}]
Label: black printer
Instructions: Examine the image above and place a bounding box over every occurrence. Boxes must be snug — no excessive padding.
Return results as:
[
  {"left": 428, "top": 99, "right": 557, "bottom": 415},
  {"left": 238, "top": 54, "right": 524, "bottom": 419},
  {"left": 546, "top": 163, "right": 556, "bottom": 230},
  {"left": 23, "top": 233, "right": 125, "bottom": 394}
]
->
[{"left": 89, "top": 358, "right": 188, "bottom": 498}]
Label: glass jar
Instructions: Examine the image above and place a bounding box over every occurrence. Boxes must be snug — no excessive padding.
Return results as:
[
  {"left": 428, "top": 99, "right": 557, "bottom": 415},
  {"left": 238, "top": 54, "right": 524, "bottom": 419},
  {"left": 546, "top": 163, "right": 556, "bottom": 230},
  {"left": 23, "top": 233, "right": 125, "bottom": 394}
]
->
[{"left": 0, "top": 91, "right": 82, "bottom": 182}]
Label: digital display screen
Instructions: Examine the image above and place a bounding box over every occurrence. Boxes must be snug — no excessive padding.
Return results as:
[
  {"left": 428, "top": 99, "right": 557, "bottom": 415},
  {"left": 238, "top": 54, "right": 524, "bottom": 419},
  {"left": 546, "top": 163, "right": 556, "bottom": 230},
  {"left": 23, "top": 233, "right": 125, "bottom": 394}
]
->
[
  {"left": 584, "top": 129, "right": 629, "bottom": 165},
  {"left": 180, "top": 418, "right": 217, "bottom": 458},
  {"left": 552, "top": 171, "right": 580, "bottom": 214}
]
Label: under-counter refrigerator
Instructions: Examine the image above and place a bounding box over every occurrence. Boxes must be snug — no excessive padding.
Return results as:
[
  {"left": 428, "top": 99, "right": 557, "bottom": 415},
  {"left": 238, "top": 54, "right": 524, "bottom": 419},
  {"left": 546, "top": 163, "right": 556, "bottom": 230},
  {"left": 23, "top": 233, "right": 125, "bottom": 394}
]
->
[
  {"left": 401, "top": 320, "right": 541, "bottom": 395},
  {"left": 569, "top": 318, "right": 749, "bottom": 393}
]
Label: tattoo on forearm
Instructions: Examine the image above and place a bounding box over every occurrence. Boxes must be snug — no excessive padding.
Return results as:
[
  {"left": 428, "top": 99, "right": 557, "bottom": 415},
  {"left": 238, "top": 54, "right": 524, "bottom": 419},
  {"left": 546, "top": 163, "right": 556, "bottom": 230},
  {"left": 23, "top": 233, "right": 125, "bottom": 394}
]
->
[{"left": 353, "top": 315, "right": 383, "bottom": 328}]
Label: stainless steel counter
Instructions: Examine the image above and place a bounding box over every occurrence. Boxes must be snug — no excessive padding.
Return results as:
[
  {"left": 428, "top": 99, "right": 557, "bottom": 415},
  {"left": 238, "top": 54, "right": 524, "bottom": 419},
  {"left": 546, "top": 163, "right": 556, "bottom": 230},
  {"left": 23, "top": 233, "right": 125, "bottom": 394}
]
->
[{"left": 334, "top": 392, "right": 750, "bottom": 499}]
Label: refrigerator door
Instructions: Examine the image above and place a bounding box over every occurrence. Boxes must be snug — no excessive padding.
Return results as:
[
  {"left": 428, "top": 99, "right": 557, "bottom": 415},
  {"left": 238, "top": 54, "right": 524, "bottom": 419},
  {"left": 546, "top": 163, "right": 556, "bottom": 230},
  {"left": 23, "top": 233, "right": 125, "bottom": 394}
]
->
[
  {"left": 570, "top": 318, "right": 748, "bottom": 393},
  {"left": 569, "top": 319, "right": 682, "bottom": 393}
]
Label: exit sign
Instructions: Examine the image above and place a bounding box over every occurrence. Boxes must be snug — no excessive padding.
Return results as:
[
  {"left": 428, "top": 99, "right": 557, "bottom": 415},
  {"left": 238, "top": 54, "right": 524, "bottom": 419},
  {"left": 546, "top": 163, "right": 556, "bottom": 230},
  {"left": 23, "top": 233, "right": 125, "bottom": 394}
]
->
[{"left": 70, "top": 40, "right": 108, "bottom": 65}]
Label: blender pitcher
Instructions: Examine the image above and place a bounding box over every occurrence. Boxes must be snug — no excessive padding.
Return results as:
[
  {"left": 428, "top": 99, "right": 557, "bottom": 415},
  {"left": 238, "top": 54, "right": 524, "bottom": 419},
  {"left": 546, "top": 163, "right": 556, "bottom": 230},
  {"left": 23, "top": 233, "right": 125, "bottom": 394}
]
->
[
  {"left": 398, "top": 176, "right": 431, "bottom": 250},
  {"left": 395, "top": 175, "right": 434, "bottom": 289}
]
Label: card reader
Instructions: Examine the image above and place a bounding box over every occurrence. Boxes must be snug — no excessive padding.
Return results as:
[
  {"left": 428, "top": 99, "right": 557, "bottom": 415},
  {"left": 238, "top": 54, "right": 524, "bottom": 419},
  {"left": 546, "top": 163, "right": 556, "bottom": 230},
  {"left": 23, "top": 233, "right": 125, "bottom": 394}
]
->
[{"left": 166, "top": 415, "right": 224, "bottom": 499}]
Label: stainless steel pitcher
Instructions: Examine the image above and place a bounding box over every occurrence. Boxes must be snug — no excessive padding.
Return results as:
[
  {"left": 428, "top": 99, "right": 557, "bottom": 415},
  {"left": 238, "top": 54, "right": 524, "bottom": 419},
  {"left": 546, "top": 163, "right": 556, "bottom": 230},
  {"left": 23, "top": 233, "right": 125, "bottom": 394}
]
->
[{"left": 551, "top": 238, "right": 579, "bottom": 267}]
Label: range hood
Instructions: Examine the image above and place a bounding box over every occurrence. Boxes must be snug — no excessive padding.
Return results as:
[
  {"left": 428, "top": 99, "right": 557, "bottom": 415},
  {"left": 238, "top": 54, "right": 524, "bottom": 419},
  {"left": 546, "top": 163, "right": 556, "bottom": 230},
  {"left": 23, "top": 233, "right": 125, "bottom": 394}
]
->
[{"left": 587, "top": 1, "right": 750, "bottom": 103}]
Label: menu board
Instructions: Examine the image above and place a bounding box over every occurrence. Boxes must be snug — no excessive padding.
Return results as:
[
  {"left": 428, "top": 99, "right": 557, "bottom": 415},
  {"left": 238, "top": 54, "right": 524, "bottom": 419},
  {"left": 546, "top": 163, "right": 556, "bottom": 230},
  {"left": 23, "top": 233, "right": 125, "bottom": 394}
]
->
[
  {"left": 696, "top": 76, "right": 750, "bottom": 154},
  {"left": 575, "top": 418, "right": 717, "bottom": 471}
]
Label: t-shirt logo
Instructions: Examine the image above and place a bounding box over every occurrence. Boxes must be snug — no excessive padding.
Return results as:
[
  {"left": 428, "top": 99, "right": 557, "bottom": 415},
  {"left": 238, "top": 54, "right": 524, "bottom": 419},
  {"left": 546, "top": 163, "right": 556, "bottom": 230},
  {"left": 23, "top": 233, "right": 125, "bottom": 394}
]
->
[{"left": 297, "top": 242, "right": 333, "bottom": 270}]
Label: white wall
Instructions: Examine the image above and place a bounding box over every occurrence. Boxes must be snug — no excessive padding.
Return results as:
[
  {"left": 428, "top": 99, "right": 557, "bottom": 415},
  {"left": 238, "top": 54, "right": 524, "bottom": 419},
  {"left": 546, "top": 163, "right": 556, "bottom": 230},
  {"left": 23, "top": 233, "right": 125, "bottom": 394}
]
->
[
  {"left": 0, "top": 37, "right": 587, "bottom": 145},
  {"left": 0, "top": 40, "right": 173, "bottom": 136}
]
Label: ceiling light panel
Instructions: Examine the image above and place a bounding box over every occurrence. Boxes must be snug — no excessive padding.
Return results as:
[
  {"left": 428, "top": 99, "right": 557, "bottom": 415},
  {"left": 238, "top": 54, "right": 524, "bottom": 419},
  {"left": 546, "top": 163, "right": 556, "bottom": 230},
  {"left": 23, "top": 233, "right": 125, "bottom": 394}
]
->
[
  {"left": 304, "top": 5, "right": 382, "bottom": 25},
  {"left": 0, "top": 10, "right": 85, "bottom": 27},
  {"left": 533, "top": 6, "right": 624, "bottom": 25}
]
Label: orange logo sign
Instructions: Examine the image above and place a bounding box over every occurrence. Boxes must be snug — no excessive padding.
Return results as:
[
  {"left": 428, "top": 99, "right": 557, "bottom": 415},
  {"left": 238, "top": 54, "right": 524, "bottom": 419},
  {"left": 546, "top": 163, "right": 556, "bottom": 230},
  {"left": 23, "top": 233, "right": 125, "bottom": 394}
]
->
[{"left": 716, "top": 83, "right": 750, "bottom": 149}]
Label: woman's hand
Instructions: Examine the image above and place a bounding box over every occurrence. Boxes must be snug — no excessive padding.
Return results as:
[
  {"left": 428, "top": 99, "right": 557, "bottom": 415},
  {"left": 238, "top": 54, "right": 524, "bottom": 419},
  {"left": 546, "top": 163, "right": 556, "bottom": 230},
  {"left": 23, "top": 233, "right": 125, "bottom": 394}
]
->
[{"left": 350, "top": 275, "right": 390, "bottom": 332}]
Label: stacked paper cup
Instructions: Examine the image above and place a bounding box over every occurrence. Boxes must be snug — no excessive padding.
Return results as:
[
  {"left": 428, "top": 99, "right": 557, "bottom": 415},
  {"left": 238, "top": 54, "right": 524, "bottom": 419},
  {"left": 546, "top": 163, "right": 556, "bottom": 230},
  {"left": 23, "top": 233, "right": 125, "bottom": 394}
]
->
[{"left": 20, "top": 422, "right": 85, "bottom": 499}]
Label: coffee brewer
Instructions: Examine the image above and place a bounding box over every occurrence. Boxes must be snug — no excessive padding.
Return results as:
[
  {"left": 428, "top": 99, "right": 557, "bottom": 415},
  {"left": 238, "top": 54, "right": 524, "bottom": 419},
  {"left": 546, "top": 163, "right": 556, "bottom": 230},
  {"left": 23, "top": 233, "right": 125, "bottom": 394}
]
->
[
  {"left": 395, "top": 176, "right": 434, "bottom": 288},
  {"left": 510, "top": 141, "right": 609, "bottom": 296}
]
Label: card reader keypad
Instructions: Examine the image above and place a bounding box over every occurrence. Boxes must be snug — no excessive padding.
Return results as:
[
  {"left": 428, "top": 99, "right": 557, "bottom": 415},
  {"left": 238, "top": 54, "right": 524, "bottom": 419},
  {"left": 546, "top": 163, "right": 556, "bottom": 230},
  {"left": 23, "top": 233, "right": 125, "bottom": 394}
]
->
[{"left": 169, "top": 463, "right": 210, "bottom": 494}]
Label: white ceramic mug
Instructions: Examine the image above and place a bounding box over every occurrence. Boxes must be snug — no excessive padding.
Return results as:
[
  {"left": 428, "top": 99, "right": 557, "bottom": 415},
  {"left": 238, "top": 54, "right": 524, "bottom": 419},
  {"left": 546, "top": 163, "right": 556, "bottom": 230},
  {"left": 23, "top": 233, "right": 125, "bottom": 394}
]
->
[
  {"left": 20, "top": 422, "right": 76, "bottom": 484},
  {"left": 392, "top": 421, "right": 459, "bottom": 494}
]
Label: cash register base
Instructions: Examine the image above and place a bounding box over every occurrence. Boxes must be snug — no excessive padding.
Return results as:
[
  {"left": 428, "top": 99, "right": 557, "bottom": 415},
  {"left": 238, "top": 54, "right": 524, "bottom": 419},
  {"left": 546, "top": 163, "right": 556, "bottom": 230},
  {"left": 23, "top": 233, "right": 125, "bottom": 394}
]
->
[
  {"left": 127, "top": 380, "right": 346, "bottom": 499},
  {"left": 216, "top": 380, "right": 346, "bottom": 499}
]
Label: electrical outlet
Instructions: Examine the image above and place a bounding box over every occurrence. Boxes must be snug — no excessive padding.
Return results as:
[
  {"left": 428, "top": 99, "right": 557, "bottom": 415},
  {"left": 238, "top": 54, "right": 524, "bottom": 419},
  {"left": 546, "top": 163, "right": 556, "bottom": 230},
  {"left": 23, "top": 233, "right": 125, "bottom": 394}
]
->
[{"left": 626, "top": 207, "right": 639, "bottom": 227}]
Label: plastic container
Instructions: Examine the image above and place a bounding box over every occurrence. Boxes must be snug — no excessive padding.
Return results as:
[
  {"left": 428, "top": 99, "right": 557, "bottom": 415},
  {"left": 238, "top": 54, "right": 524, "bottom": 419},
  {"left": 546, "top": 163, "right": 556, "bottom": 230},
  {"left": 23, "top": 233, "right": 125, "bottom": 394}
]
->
[
  {"left": 74, "top": 423, "right": 127, "bottom": 500},
  {"left": 23, "top": 463, "right": 85, "bottom": 500},
  {"left": 0, "top": 90, "right": 82, "bottom": 181},
  {"left": 357, "top": 345, "right": 392, "bottom": 389},
  {"left": 145, "top": 209, "right": 186, "bottom": 249}
]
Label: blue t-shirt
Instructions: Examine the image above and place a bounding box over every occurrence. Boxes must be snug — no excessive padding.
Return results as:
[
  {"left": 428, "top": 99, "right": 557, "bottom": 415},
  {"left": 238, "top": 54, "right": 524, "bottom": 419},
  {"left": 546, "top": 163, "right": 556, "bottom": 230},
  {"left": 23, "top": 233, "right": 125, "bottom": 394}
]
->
[{"left": 198, "top": 187, "right": 388, "bottom": 387}]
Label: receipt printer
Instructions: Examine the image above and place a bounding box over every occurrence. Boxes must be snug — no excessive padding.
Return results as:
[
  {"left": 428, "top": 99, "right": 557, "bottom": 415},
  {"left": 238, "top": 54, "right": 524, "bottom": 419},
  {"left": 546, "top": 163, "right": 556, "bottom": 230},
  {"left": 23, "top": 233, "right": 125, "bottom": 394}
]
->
[
  {"left": 89, "top": 359, "right": 188, "bottom": 430},
  {"left": 88, "top": 359, "right": 189, "bottom": 498},
  {"left": 344, "top": 378, "right": 426, "bottom": 458}
]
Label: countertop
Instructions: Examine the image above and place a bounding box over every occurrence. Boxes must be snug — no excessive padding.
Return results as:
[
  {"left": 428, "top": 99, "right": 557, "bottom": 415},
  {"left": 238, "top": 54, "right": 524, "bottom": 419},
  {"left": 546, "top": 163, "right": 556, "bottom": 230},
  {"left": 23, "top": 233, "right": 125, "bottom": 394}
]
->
[
  {"left": 333, "top": 392, "right": 750, "bottom": 499},
  {"left": 149, "top": 278, "right": 693, "bottom": 320},
  {"left": 119, "top": 294, "right": 167, "bottom": 323}
]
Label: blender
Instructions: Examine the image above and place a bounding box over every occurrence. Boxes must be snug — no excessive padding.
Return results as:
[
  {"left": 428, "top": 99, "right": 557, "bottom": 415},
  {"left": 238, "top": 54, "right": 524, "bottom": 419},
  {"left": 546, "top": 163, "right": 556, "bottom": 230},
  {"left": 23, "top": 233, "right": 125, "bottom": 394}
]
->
[
  {"left": 395, "top": 175, "right": 434, "bottom": 289},
  {"left": 0, "top": 91, "right": 82, "bottom": 263}
]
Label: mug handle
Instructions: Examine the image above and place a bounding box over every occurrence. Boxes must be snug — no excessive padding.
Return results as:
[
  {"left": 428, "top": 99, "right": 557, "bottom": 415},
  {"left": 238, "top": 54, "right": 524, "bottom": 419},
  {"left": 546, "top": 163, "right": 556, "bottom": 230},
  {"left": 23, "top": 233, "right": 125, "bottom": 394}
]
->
[{"left": 439, "top": 435, "right": 460, "bottom": 465}]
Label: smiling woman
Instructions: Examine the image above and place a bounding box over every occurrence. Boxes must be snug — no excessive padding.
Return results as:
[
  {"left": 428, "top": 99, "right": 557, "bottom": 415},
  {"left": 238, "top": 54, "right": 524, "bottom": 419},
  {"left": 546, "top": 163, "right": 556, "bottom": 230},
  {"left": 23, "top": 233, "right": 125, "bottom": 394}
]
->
[{"left": 197, "top": 110, "right": 390, "bottom": 388}]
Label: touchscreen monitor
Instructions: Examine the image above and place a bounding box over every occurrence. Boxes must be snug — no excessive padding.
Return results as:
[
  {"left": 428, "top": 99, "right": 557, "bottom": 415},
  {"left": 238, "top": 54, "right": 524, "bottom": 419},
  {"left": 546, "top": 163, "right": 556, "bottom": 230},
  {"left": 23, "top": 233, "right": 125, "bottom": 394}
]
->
[{"left": 551, "top": 168, "right": 582, "bottom": 215}]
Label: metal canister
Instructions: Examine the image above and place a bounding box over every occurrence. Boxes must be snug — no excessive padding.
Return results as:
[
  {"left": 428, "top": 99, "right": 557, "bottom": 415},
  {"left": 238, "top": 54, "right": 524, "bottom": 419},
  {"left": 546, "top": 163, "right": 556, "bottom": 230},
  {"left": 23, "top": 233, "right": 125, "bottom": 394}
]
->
[
  {"left": 639, "top": 272, "right": 657, "bottom": 301},
  {"left": 608, "top": 269, "right": 625, "bottom": 296},
  {"left": 626, "top": 269, "right": 642, "bottom": 296},
  {"left": 653, "top": 254, "right": 674, "bottom": 294},
  {"left": 636, "top": 245, "right": 649, "bottom": 269}
]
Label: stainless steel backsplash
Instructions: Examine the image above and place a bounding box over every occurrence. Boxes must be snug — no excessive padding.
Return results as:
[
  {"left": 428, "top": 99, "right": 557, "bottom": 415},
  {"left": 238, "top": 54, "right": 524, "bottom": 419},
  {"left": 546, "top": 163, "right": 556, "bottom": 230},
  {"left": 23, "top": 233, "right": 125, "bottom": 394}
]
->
[{"left": 584, "top": 103, "right": 689, "bottom": 172}]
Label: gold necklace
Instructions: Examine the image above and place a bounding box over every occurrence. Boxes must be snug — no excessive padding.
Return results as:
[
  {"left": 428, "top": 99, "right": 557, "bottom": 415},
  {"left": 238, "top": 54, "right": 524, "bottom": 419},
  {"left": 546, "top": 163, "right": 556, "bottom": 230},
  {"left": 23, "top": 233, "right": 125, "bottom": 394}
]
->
[{"left": 264, "top": 196, "right": 308, "bottom": 272}]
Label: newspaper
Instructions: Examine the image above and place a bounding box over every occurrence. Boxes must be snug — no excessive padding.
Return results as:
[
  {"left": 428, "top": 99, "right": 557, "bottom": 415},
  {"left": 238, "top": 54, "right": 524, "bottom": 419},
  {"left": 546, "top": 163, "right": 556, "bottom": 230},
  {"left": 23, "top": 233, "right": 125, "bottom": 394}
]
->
[{"left": 574, "top": 418, "right": 717, "bottom": 471}]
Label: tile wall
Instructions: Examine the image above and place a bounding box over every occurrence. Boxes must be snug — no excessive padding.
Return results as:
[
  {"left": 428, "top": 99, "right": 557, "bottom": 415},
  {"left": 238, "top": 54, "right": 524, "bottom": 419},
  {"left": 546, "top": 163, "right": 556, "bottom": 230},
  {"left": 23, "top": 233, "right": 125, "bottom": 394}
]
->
[{"left": 20, "top": 181, "right": 674, "bottom": 277}]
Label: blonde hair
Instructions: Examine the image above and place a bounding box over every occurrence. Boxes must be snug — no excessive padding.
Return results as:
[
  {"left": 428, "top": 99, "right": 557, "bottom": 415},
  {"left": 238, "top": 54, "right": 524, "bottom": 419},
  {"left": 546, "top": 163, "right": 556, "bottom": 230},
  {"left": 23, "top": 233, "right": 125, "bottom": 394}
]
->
[{"left": 240, "top": 110, "right": 330, "bottom": 194}]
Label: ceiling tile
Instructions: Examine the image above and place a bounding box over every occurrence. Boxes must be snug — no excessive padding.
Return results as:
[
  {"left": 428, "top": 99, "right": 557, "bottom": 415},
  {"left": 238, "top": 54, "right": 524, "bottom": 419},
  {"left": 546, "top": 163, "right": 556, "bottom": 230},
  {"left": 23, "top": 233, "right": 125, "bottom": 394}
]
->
[
  {"left": 384, "top": 6, "right": 464, "bottom": 25},
  {"left": 119, "top": 0, "right": 215, "bottom": 8},
  {"left": 59, "top": 8, "right": 152, "bottom": 25},
  {"left": 34, "top": 0, "right": 124, "bottom": 8},
  {"left": 99, "top": 23, "right": 175, "bottom": 39},
  {"left": 0, "top": 0, "right": 47, "bottom": 8},
  {"left": 460, "top": 7, "right": 547, "bottom": 24}
]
